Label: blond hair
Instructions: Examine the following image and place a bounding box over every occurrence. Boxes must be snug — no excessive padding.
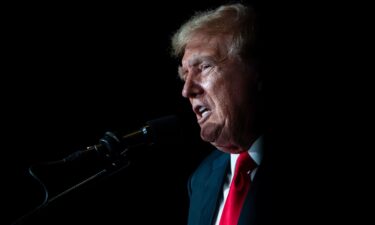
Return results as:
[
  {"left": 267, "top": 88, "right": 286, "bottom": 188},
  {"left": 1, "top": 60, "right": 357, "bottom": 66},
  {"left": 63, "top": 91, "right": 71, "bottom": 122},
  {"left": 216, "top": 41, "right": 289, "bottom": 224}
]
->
[{"left": 171, "top": 3, "right": 256, "bottom": 61}]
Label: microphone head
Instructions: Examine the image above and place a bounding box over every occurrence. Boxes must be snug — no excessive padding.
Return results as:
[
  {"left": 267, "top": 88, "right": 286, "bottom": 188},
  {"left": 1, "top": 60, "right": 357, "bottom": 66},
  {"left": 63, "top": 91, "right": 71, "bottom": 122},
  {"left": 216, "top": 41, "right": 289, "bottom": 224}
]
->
[
  {"left": 146, "top": 115, "right": 181, "bottom": 146},
  {"left": 96, "top": 115, "right": 182, "bottom": 161}
]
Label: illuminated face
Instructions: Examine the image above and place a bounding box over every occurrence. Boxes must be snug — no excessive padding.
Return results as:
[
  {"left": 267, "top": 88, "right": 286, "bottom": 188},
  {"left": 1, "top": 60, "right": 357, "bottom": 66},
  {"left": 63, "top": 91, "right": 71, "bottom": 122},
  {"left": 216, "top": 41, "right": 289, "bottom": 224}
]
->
[{"left": 180, "top": 34, "right": 259, "bottom": 153}]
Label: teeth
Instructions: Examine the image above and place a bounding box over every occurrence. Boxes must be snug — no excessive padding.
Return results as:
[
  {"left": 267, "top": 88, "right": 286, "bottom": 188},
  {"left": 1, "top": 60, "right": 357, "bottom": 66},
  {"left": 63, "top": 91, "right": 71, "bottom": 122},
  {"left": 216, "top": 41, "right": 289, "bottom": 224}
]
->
[
  {"left": 202, "top": 111, "right": 209, "bottom": 118},
  {"left": 199, "top": 106, "right": 207, "bottom": 113}
]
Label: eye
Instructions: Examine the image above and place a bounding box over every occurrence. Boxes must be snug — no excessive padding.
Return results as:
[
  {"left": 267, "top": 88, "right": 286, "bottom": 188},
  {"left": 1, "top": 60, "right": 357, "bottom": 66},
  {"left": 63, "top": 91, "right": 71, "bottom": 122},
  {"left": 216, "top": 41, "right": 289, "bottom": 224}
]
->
[
  {"left": 200, "top": 63, "right": 213, "bottom": 72},
  {"left": 203, "top": 64, "right": 211, "bottom": 70}
]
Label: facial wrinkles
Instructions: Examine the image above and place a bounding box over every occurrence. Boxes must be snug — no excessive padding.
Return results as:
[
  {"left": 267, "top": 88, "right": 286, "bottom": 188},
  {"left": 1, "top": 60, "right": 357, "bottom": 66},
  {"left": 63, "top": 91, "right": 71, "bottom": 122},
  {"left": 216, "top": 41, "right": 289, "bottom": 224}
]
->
[
  {"left": 185, "top": 53, "right": 217, "bottom": 113},
  {"left": 182, "top": 44, "right": 228, "bottom": 98},
  {"left": 181, "top": 51, "right": 223, "bottom": 143},
  {"left": 181, "top": 35, "right": 229, "bottom": 73},
  {"left": 196, "top": 58, "right": 237, "bottom": 145},
  {"left": 210, "top": 57, "right": 255, "bottom": 151},
  {"left": 210, "top": 61, "right": 237, "bottom": 141},
  {"left": 181, "top": 34, "right": 255, "bottom": 151}
]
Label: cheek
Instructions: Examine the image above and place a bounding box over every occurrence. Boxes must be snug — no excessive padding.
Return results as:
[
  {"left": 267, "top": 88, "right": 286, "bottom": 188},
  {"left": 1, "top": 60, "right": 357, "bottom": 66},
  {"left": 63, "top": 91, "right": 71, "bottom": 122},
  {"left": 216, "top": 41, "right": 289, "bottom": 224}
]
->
[
  {"left": 203, "top": 76, "right": 226, "bottom": 101},
  {"left": 218, "top": 79, "right": 252, "bottom": 117},
  {"left": 206, "top": 78, "right": 234, "bottom": 114}
]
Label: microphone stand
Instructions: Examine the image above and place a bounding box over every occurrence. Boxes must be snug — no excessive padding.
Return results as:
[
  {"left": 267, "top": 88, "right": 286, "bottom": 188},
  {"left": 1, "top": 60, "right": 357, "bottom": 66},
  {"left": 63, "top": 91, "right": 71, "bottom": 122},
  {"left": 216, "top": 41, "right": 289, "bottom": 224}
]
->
[
  {"left": 11, "top": 115, "right": 179, "bottom": 225},
  {"left": 10, "top": 131, "right": 133, "bottom": 225}
]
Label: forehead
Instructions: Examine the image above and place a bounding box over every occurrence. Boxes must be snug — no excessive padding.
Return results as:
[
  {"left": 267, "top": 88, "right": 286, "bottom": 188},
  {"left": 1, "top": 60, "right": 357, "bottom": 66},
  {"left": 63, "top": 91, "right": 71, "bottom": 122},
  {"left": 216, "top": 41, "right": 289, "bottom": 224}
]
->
[{"left": 181, "top": 34, "right": 230, "bottom": 66}]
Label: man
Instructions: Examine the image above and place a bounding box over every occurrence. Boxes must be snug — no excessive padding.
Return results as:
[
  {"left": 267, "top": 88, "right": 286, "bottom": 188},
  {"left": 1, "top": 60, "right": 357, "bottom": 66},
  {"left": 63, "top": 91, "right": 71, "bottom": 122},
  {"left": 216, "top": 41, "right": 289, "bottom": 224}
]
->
[{"left": 171, "top": 3, "right": 272, "bottom": 225}]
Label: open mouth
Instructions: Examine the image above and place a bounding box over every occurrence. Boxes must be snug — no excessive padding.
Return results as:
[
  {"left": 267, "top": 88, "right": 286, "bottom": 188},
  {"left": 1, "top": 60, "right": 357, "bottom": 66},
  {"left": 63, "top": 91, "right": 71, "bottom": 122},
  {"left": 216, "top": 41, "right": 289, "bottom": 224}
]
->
[{"left": 194, "top": 105, "right": 211, "bottom": 124}]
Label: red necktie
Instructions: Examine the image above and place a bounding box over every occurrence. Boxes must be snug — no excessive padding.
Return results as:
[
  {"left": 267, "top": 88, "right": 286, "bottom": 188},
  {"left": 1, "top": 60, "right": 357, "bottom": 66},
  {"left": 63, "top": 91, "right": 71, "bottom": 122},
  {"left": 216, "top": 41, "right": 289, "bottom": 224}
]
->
[{"left": 219, "top": 152, "right": 257, "bottom": 225}]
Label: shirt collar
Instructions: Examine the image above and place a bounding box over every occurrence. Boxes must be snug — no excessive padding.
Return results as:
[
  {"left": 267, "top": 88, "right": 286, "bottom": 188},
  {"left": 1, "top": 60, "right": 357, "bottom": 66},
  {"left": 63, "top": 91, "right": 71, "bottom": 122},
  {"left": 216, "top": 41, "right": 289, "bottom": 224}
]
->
[{"left": 230, "top": 135, "right": 264, "bottom": 173}]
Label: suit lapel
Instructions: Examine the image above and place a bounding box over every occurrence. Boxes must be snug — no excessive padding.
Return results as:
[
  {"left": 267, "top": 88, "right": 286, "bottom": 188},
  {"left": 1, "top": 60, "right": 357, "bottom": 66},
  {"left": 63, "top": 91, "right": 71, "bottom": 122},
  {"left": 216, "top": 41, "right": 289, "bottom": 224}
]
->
[{"left": 199, "top": 153, "right": 229, "bottom": 225}]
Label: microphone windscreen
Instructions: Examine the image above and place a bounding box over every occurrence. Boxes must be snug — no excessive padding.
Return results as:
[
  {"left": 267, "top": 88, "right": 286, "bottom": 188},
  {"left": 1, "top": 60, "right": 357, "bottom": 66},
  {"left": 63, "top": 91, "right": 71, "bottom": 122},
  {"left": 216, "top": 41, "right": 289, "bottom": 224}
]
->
[{"left": 146, "top": 115, "right": 182, "bottom": 146}]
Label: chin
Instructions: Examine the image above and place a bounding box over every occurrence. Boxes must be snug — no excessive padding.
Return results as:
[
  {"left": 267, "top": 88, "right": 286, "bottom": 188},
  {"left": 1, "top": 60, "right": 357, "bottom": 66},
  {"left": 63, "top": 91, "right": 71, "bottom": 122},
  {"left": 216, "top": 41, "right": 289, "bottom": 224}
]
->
[
  {"left": 200, "top": 123, "right": 239, "bottom": 152},
  {"left": 212, "top": 144, "right": 232, "bottom": 153},
  {"left": 199, "top": 122, "right": 221, "bottom": 143}
]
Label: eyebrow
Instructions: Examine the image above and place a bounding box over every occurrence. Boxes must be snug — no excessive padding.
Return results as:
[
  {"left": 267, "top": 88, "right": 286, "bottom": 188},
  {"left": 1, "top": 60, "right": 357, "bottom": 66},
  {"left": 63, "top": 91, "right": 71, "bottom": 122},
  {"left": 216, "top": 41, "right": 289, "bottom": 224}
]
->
[
  {"left": 187, "top": 55, "right": 214, "bottom": 67},
  {"left": 178, "top": 55, "right": 228, "bottom": 81}
]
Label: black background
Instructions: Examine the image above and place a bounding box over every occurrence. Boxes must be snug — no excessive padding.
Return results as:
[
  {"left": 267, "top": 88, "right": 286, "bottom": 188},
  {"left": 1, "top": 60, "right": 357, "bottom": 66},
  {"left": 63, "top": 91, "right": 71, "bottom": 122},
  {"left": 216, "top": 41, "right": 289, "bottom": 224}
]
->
[
  {"left": 2, "top": 0, "right": 368, "bottom": 224},
  {"left": 2, "top": 1, "right": 247, "bottom": 224}
]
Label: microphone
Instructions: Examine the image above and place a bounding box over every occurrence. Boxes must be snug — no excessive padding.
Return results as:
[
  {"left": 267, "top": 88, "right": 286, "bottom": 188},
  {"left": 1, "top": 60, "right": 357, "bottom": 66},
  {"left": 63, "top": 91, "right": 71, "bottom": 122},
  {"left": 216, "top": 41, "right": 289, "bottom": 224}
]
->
[
  {"left": 11, "top": 115, "right": 181, "bottom": 225},
  {"left": 63, "top": 115, "right": 181, "bottom": 163}
]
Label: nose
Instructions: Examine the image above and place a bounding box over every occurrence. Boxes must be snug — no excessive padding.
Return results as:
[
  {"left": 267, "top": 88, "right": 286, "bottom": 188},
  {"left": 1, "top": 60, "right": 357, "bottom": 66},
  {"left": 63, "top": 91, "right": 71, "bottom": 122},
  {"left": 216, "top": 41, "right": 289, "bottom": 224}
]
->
[{"left": 181, "top": 74, "right": 203, "bottom": 98}]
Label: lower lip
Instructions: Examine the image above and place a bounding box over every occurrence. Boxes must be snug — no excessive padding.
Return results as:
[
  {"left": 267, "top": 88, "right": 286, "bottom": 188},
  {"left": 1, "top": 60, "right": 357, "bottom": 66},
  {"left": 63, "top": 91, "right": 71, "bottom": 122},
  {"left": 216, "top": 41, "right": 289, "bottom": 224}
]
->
[{"left": 198, "top": 111, "right": 211, "bottom": 124}]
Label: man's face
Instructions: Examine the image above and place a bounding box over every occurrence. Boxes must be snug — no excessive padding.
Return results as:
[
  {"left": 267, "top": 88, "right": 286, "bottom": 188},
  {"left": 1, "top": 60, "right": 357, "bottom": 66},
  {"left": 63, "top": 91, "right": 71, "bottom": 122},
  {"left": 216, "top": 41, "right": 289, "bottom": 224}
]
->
[{"left": 180, "top": 34, "right": 259, "bottom": 153}]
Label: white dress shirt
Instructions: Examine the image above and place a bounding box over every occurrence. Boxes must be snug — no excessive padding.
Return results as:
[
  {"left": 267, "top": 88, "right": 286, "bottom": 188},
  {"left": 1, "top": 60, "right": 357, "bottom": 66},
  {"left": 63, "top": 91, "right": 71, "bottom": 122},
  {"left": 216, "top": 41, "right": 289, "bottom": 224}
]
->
[{"left": 213, "top": 136, "right": 264, "bottom": 225}]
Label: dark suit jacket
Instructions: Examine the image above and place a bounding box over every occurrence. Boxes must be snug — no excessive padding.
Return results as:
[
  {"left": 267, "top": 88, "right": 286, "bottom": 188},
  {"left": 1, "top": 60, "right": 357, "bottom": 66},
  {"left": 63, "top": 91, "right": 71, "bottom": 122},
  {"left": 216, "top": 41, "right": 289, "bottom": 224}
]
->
[{"left": 187, "top": 148, "right": 273, "bottom": 225}]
